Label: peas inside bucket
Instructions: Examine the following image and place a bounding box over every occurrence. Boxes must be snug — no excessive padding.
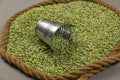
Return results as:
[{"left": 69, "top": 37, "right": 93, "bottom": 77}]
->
[{"left": 35, "top": 19, "right": 77, "bottom": 53}]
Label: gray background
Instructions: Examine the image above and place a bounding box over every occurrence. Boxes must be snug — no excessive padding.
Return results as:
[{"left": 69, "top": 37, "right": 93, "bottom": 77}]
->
[{"left": 0, "top": 0, "right": 120, "bottom": 80}]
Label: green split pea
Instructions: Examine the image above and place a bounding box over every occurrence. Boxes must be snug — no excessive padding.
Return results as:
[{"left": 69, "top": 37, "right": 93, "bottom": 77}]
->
[{"left": 6, "top": 0, "right": 120, "bottom": 75}]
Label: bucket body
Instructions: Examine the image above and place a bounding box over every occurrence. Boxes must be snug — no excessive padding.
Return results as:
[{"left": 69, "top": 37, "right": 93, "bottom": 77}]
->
[
  {"left": 35, "top": 19, "right": 63, "bottom": 46},
  {"left": 35, "top": 19, "right": 74, "bottom": 52}
]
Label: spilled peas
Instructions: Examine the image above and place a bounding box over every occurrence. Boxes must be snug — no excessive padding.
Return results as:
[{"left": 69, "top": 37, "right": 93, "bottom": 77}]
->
[{"left": 6, "top": 0, "right": 120, "bottom": 75}]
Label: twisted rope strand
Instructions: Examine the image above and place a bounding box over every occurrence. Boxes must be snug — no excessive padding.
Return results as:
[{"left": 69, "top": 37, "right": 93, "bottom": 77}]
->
[{"left": 78, "top": 54, "right": 120, "bottom": 80}]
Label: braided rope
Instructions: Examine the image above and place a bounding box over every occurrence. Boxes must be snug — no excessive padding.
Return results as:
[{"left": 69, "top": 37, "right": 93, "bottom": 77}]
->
[
  {"left": 77, "top": 53, "right": 120, "bottom": 80},
  {"left": 0, "top": 0, "right": 120, "bottom": 80}
]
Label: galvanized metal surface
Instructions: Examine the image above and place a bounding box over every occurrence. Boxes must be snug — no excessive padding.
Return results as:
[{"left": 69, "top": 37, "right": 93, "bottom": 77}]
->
[{"left": 35, "top": 19, "right": 72, "bottom": 51}]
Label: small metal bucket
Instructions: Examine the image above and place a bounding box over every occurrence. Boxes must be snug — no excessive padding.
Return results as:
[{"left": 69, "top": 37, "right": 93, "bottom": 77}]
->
[{"left": 35, "top": 19, "right": 74, "bottom": 52}]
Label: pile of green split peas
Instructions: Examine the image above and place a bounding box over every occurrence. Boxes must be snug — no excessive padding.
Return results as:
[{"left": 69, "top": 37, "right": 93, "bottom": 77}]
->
[{"left": 6, "top": 0, "right": 120, "bottom": 75}]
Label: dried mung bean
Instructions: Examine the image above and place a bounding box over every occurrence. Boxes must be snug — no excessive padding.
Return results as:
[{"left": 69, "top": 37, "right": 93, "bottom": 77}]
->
[{"left": 6, "top": 0, "right": 120, "bottom": 75}]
